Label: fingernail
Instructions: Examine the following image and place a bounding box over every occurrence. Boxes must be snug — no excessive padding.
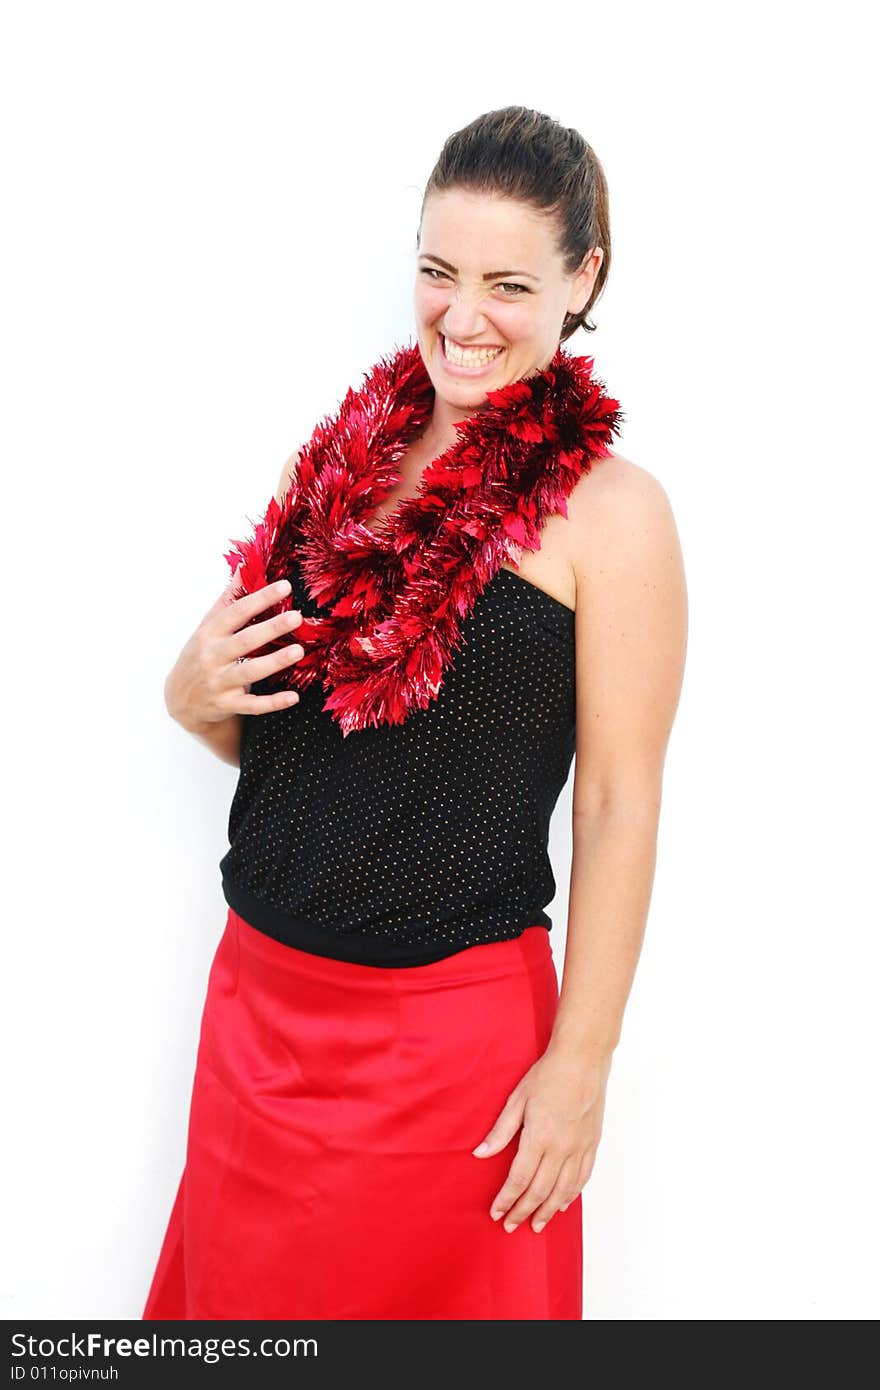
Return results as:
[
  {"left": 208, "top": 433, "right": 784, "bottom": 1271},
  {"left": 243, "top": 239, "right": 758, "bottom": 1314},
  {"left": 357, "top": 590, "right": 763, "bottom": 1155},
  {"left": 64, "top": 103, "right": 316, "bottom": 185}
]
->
[
  {"left": 490, "top": 1209, "right": 503, "bottom": 1221},
  {"left": 533, "top": 1220, "right": 546, "bottom": 1233},
  {"left": 503, "top": 1221, "right": 516, "bottom": 1233},
  {"left": 472, "top": 1142, "right": 489, "bottom": 1156}
]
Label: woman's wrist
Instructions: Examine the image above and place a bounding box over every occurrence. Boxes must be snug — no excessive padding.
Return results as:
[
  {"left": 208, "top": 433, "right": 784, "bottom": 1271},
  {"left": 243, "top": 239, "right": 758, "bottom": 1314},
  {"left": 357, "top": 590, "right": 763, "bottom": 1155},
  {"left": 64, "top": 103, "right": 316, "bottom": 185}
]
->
[
  {"left": 164, "top": 671, "right": 206, "bottom": 734},
  {"left": 546, "top": 1019, "right": 618, "bottom": 1068}
]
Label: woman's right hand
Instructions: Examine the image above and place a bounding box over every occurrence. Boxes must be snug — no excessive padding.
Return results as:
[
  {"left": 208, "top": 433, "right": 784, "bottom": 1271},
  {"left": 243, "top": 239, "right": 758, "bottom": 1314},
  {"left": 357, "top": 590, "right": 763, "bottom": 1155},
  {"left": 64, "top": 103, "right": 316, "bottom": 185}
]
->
[{"left": 165, "top": 576, "right": 304, "bottom": 731}]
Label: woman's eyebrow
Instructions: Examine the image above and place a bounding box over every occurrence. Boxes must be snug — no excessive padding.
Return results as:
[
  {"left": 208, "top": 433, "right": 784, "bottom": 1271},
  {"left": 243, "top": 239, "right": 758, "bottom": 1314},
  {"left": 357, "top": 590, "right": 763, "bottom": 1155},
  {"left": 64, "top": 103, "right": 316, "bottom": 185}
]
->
[{"left": 419, "top": 253, "right": 541, "bottom": 283}]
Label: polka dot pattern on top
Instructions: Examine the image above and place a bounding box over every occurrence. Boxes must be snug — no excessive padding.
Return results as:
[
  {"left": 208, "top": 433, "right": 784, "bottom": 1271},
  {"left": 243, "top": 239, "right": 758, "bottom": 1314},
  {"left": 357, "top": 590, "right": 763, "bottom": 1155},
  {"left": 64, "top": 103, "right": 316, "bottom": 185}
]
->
[{"left": 219, "top": 559, "right": 576, "bottom": 967}]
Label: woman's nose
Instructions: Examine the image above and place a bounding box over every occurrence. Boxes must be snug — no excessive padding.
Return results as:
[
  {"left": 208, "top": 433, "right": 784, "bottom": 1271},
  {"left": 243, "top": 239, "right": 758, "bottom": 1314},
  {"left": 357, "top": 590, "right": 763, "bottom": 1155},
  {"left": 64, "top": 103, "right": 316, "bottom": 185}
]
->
[{"left": 442, "top": 295, "right": 489, "bottom": 338}]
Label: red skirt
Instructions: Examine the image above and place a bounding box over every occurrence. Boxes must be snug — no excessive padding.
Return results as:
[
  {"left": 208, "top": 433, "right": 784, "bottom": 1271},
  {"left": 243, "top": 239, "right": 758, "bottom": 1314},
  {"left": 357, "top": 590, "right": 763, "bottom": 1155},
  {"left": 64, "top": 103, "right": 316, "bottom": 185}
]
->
[{"left": 142, "top": 907, "right": 582, "bottom": 1320}]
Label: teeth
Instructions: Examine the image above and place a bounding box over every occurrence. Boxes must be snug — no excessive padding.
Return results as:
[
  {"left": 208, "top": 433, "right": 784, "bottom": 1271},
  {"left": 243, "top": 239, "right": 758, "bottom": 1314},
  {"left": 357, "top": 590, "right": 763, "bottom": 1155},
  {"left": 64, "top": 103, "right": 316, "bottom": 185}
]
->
[{"left": 443, "top": 335, "right": 503, "bottom": 367}]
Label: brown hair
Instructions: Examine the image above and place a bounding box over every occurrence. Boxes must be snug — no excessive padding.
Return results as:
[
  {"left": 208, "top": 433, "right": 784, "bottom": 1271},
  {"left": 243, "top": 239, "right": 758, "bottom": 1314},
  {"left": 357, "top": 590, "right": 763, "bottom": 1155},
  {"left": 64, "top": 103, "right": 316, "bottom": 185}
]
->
[{"left": 420, "top": 106, "right": 611, "bottom": 341}]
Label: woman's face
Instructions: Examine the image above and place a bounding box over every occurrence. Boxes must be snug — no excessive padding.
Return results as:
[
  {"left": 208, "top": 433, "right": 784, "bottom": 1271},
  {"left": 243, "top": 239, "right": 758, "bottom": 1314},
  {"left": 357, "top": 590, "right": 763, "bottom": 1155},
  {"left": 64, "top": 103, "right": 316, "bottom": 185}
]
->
[{"left": 414, "top": 187, "right": 601, "bottom": 414}]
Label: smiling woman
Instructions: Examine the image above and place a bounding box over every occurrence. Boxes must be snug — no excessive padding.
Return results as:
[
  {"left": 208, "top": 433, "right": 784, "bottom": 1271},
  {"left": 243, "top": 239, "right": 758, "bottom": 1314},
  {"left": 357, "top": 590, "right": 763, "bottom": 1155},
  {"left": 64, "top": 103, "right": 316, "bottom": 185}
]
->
[
  {"left": 144, "top": 105, "right": 687, "bottom": 1322},
  {"left": 411, "top": 181, "right": 605, "bottom": 396}
]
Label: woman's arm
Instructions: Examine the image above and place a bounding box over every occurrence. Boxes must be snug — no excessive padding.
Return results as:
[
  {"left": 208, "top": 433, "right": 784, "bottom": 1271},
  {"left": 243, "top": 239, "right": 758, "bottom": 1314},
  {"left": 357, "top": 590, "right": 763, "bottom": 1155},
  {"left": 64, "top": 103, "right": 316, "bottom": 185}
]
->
[
  {"left": 165, "top": 447, "right": 307, "bottom": 768},
  {"left": 166, "top": 696, "right": 244, "bottom": 769},
  {"left": 550, "top": 457, "right": 688, "bottom": 1062},
  {"left": 472, "top": 454, "right": 688, "bottom": 1233}
]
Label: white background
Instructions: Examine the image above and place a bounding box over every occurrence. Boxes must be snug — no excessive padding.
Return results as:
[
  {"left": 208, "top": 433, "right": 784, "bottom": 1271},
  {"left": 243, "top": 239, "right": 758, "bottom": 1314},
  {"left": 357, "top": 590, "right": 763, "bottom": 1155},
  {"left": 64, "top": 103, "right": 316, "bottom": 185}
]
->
[{"left": 2, "top": 0, "right": 877, "bottom": 1320}]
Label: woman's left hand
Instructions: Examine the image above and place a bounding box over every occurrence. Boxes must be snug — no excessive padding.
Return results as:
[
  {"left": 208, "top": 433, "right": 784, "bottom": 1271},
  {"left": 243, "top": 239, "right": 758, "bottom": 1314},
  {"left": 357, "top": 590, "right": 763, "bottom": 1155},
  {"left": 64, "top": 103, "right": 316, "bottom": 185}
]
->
[{"left": 472, "top": 1044, "right": 612, "bottom": 1233}]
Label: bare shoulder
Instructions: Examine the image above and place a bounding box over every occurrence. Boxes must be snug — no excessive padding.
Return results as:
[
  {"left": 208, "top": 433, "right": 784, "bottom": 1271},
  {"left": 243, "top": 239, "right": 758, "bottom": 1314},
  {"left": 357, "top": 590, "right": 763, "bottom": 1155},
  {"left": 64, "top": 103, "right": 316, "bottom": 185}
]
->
[
  {"left": 274, "top": 444, "right": 307, "bottom": 507},
  {"left": 565, "top": 449, "right": 683, "bottom": 581}
]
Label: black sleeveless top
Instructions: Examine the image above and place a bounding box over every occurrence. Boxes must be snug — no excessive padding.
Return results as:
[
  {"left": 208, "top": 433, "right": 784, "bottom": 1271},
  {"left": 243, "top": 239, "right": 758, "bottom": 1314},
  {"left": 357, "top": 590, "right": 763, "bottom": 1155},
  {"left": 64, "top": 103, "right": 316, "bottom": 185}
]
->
[{"left": 219, "top": 560, "right": 576, "bottom": 966}]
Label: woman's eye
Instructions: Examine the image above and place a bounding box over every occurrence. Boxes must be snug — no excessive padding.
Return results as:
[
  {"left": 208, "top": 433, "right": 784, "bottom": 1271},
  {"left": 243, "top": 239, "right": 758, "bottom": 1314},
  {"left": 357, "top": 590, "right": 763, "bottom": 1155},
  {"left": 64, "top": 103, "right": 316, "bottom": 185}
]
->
[{"left": 419, "top": 268, "right": 528, "bottom": 295}]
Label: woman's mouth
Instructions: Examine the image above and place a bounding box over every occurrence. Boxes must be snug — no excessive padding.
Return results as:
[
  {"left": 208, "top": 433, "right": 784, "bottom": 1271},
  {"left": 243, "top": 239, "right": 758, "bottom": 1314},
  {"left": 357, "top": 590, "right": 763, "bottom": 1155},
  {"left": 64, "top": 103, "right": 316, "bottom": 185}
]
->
[{"left": 438, "top": 333, "right": 506, "bottom": 376}]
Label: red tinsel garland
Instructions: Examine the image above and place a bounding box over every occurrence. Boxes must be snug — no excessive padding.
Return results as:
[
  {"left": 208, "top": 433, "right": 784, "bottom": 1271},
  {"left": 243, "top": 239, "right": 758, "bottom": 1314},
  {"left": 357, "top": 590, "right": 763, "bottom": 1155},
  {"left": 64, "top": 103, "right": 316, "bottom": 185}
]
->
[{"left": 224, "top": 339, "right": 624, "bottom": 736}]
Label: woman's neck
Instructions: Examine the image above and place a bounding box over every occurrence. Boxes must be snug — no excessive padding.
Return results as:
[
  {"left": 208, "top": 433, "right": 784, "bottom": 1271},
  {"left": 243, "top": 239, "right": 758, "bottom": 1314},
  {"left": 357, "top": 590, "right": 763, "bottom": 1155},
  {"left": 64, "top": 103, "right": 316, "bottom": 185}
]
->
[{"left": 422, "top": 396, "right": 478, "bottom": 456}]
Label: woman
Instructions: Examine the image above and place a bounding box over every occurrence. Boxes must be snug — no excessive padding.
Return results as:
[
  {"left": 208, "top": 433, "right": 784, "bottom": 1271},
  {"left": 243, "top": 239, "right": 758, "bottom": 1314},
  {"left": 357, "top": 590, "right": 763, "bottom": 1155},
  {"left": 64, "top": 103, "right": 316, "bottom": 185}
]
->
[{"left": 142, "top": 106, "right": 688, "bottom": 1321}]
